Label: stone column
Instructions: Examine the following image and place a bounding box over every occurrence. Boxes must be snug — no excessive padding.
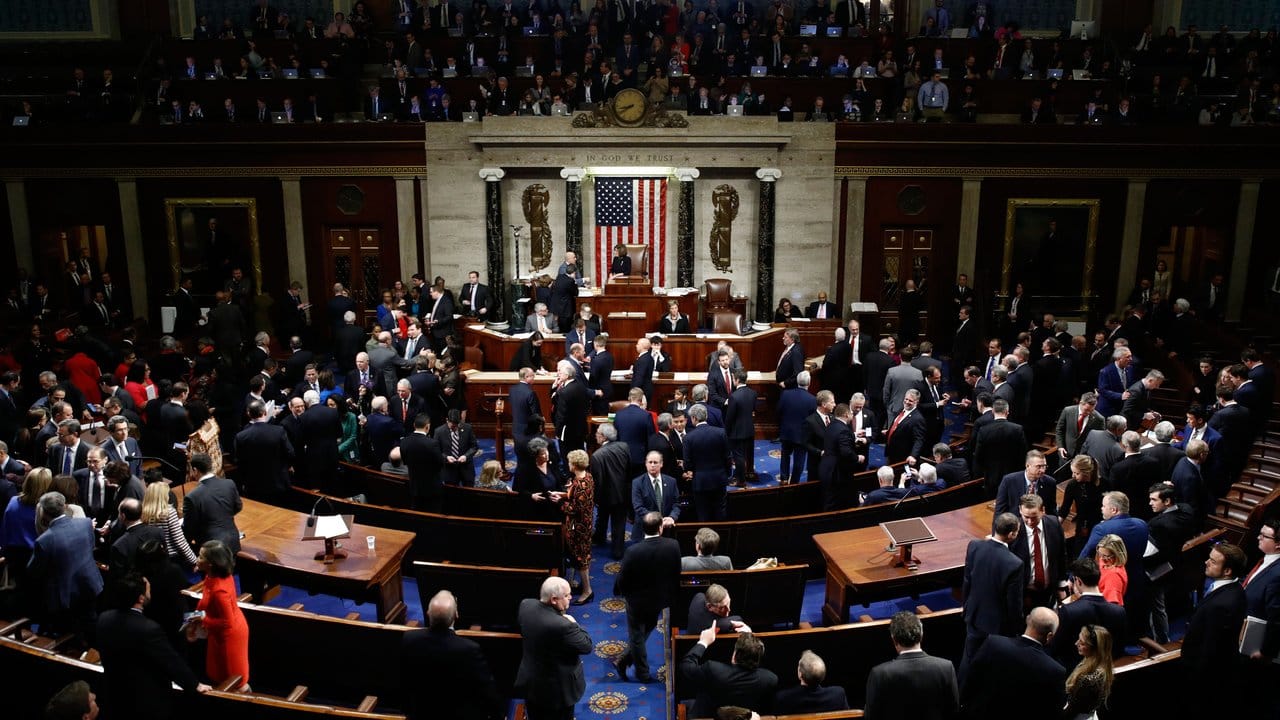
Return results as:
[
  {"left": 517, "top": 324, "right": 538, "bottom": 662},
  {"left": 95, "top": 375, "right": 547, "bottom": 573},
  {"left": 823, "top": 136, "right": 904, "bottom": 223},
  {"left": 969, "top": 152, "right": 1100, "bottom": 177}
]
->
[
  {"left": 394, "top": 177, "right": 420, "bottom": 280},
  {"left": 675, "top": 167, "right": 699, "bottom": 288},
  {"left": 560, "top": 167, "right": 585, "bottom": 261},
  {"left": 957, "top": 178, "right": 982, "bottom": 279},
  {"left": 5, "top": 181, "right": 33, "bottom": 273},
  {"left": 1228, "top": 180, "right": 1260, "bottom": 322},
  {"left": 755, "top": 168, "right": 782, "bottom": 324},
  {"left": 843, "top": 177, "right": 867, "bottom": 308},
  {"left": 280, "top": 177, "right": 308, "bottom": 288},
  {"left": 479, "top": 168, "right": 507, "bottom": 320},
  {"left": 1115, "top": 179, "right": 1148, "bottom": 313},
  {"left": 115, "top": 179, "right": 148, "bottom": 319}
]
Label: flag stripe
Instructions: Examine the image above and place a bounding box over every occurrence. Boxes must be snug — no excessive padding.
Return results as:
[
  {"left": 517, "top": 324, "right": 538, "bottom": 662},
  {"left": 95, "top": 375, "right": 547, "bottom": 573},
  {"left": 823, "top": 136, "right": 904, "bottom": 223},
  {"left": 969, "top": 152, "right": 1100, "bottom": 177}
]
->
[{"left": 594, "top": 176, "right": 668, "bottom": 287}]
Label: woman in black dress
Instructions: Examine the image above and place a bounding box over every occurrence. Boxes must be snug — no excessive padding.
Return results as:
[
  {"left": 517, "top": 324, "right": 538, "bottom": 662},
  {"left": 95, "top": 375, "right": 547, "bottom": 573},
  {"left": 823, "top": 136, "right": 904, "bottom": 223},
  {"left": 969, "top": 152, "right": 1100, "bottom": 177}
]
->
[
  {"left": 773, "top": 298, "right": 803, "bottom": 323},
  {"left": 610, "top": 244, "right": 632, "bottom": 278}
]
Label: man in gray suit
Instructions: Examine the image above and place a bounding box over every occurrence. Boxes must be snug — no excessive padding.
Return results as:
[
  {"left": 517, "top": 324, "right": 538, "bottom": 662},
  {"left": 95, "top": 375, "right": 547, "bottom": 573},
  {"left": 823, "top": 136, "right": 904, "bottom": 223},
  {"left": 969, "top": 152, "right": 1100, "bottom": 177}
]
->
[
  {"left": 864, "top": 611, "right": 959, "bottom": 720},
  {"left": 1053, "top": 392, "right": 1105, "bottom": 463},
  {"left": 367, "top": 331, "right": 414, "bottom": 397},
  {"left": 515, "top": 576, "right": 593, "bottom": 720},
  {"left": 1080, "top": 415, "right": 1127, "bottom": 485},
  {"left": 681, "top": 527, "right": 733, "bottom": 570},
  {"left": 883, "top": 346, "right": 925, "bottom": 419},
  {"left": 181, "top": 453, "right": 242, "bottom": 553}
]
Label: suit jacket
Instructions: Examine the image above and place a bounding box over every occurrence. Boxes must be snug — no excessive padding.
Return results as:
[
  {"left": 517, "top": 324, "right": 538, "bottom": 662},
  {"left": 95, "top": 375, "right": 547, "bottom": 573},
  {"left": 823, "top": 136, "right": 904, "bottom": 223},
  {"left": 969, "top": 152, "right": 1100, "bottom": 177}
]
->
[
  {"left": 435, "top": 423, "right": 480, "bottom": 486},
  {"left": 1169, "top": 457, "right": 1208, "bottom": 517},
  {"left": 235, "top": 421, "right": 295, "bottom": 497},
  {"left": 1109, "top": 453, "right": 1162, "bottom": 520},
  {"left": 776, "top": 387, "right": 817, "bottom": 444},
  {"left": 458, "top": 282, "right": 493, "bottom": 317},
  {"left": 1009, "top": 514, "right": 1066, "bottom": 591},
  {"left": 298, "top": 404, "right": 341, "bottom": 485},
  {"left": 334, "top": 325, "right": 367, "bottom": 372},
  {"left": 884, "top": 364, "right": 924, "bottom": 417},
  {"left": 1079, "top": 429, "right": 1124, "bottom": 483},
  {"left": 659, "top": 314, "right": 691, "bottom": 333},
  {"left": 724, "top": 385, "right": 757, "bottom": 441},
  {"left": 630, "top": 351, "right": 656, "bottom": 401},
  {"left": 110, "top": 522, "right": 166, "bottom": 576},
  {"left": 863, "top": 351, "right": 896, "bottom": 407},
  {"left": 1079, "top": 514, "right": 1150, "bottom": 599},
  {"left": 587, "top": 350, "right": 614, "bottom": 414},
  {"left": 863, "top": 651, "right": 957, "bottom": 720},
  {"left": 96, "top": 607, "right": 202, "bottom": 720},
  {"left": 1146, "top": 503, "right": 1197, "bottom": 568},
  {"left": 401, "top": 626, "right": 504, "bottom": 720},
  {"left": 182, "top": 475, "right": 242, "bottom": 553},
  {"left": 614, "top": 534, "right": 682, "bottom": 616},
  {"left": 1048, "top": 594, "right": 1128, "bottom": 668},
  {"left": 514, "top": 598, "right": 593, "bottom": 709},
  {"left": 27, "top": 515, "right": 103, "bottom": 613},
  {"left": 47, "top": 441, "right": 90, "bottom": 475},
  {"left": 802, "top": 412, "right": 830, "bottom": 481},
  {"left": 806, "top": 300, "right": 840, "bottom": 320},
  {"left": 962, "top": 538, "right": 1025, "bottom": 638},
  {"left": 1182, "top": 581, "right": 1247, "bottom": 678},
  {"left": 648, "top": 431, "right": 684, "bottom": 479},
  {"left": 819, "top": 419, "right": 860, "bottom": 509},
  {"left": 101, "top": 435, "right": 143, "bottom": 477},
  {"left": 683, "top": 423, "right": 732, "bottom": 492},
  {"left": 401, "top": 431, "right": 446, "bottom": 501},
  {"left": 389, "top": 393, "right": 427, "bottom": 434},
  {"left": 632, "top": 472, "right": 681, "bottom": 522},
  {"left": 961, "top": 635, "right": 1066, "bottom": 719},
  {"left": 707, "top": 365, "right": 737, "bottom": 408},
  {"left": 884, "top": 410, "right": 927, "bottom": 464},
  {"left": 776, "top": 683, "right": 851, "bottom": 715},
  {"left": 1095, "top": 362, "right": 1134, "bottom": 417},
  {"left": 509, "top": 381, "right": 542, "bottom": 445},
  {"left": 952, "top": 318, "right": 978, "bottom": 368},
  {"left": 366, "top": 412, "right": 404, "bottom": 465},
  {"left": 934, "top": 457, "right": 970, "bottom": 488},
  {"left": 1054, "top": 405, "right": 1105, "bottom": 458},
  {"left": 552, "top": 379, "right": 589, "bottom": 452},
  {"left": 775, "top": 343, "right": 805, "bottom": 389},
  {"left": 1244, "top": 558, "right": 1280, "bottom": 659},
  {"left": 971, "top": 419, "right": 1028, "bottom": 489},
  {"left": 614, "top": 404, "right": 656, "bottom": 468},
  {"left": 995, "top": 472, "right": 1058, "bottom": 517},
  {"left": 681, "top": 642, "right": 779, "bottom": 717}
]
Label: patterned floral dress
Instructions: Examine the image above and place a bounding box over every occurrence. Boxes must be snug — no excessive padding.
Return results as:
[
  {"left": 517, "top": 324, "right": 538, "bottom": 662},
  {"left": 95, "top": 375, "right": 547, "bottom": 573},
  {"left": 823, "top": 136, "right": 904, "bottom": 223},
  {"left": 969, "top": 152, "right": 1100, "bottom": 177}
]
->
[{"left": 561, "top": 470, "right": 595, "bottom": 567}]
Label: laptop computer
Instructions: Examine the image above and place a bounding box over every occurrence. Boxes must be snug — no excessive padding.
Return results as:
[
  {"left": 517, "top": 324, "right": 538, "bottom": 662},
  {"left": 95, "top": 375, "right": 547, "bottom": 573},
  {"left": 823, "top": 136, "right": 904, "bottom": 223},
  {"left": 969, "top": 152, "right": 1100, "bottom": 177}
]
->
[
  {"left": 309, "top": 68, "right": 326, "bottom": 78},
  {"left": 552, "top": 105, "right": 571, "bottom": 116},
  {"left": 516, "top": 66, "right": 534, "bottom": 77},
  {"left": 203, "top": 71, "right": 219, "bottom": 80},
  {"left": 936, "top": 68, "right": 950, "bottom": 79},
  {"left": 471, "top": 64, "right": 488, "bottom": 76},
  {"left": 462, "top": 111, "right": 480, "bottom": 122},
  {"left": 857, "top": 66, "right": 876, "bottom": 78},
  {"left": 829, "top": 66, "right": 849, "bottom": 77},
  {"left": 12, "top": 116, "right": 29, "bottom": 127},
  {"left": 798, "top": 24, "right": 817, "bottom": 36},
  {"left": 825, "top": 26, "right": 843, "bottom": 37},
  {"left": 750, "top": 65, "right": 767, "bottom": 77},
  {"left": 726, "top": 104, "right": 743, "bottom": 116},
  {"left": 448, "top": 27, "right": 464, "bottom": 37},
  {"left": 271, "top": 111, "right": 289, "bottom": 123},
  {"left": 522, "top": 26, "right": 536, "bottom": 36},
  {"left": 1046, "top": 68, "right": 1064, "bottom": 80},
  {"left": 282, "top": 68, "right": 299, "bottom": 79},
  {"left": 1071, "top": 69, "right": 1090, "bottom": 80},
  {"left": 258, "top": 70, "right": 273, "bottom": 80},
  {"left": 442, "top": 67, "right": 458, "bottom": 78},
  {"left": 376, "top": 112, "right": 396, "bottom": 122}
]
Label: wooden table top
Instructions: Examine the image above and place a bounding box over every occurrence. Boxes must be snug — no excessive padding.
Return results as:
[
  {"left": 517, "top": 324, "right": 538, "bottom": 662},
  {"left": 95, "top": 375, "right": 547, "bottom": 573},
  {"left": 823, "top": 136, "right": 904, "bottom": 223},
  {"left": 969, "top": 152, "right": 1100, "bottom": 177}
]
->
[
  {"left": 813, "top": 501, "right": 996, "bottom": 593},
  {"left": 182, "top": 482, "right": 416, "bottom": 587}
]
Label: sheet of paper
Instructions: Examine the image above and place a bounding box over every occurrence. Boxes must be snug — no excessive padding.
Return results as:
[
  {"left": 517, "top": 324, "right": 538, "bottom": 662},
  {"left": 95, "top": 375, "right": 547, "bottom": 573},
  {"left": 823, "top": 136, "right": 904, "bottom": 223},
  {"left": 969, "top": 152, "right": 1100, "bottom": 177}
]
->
[
  {"left": 315, "top": 514, "right": 348, "bottom": 539},
  {"left": 747, "top": 371, "right": 763, "bottom": 381},
  {"left": 1143, "top": 540, "right": 1159, "bottom": 557}
]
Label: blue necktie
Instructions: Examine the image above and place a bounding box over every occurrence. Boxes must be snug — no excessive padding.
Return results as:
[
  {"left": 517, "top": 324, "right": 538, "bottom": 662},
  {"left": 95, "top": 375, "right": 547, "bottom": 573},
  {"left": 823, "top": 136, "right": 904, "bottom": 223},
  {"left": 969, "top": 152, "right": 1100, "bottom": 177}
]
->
[{"left": 62, "top": 447, "right": 72, "bottom": 474}]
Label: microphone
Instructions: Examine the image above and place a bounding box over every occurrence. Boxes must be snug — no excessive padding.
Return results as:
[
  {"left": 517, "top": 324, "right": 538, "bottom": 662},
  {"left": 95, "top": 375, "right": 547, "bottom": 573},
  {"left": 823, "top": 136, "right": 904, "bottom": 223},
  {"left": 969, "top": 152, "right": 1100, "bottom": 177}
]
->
[
  {"left": 307, "top": 494, "right": 335, "bottom": 527},
  {"left": 131, "top": 454, "right": 185, "bottom": 474}
]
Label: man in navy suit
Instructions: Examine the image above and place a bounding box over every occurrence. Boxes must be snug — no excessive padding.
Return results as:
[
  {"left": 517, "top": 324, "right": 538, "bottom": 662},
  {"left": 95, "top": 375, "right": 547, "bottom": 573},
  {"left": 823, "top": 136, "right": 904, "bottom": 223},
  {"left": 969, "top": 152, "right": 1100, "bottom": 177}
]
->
[
  {"left": 1146, "top": 483, "right": 1197, "bottom": 643},
  {"left": 614, "top": 388, "right": 655, "bottom": 480},
  {"left": 587, "top": 335, "right": 614, "bottom": 415},
  {"left": 863, "top": 612, "right": 956, "bottom": 720},
  {"left": 1208, "top": 384, "right": 1252, "bottom": 493},
  {"left": 684, "top": 404, "right": 732, "bottom": 521},
  {"left": 509, "top": 368, "right": 542, "bottom": 450},
  {"left": 862, "top": 465, "right": 909, "bottom": 506},
  {"left": 777, "top": 371, "right": 817, "bottom": 484},
  {"left": 27, "top": 491, "right": 104, "bottom": 635},
  {"left": 299, "top": 391, "right": 343, "bottom": 493},
  {"left": 805, "top": 292, "right": 840, "bottom": 321},
  {"left": 1010, "top": 493, "right": 1066, "bottom": 609},
  {"left": 884, "top": 389, "right": 927, "bottom": 466},
  {"left": 776, "top": 650, "right": 851, "bottom": 715},
  {"left": 961, "top": 608, "right": 1066, "bottom": 718},
  {"left": 100, "top": 414, "right": 143, "bottom": 478},
  {"left": 1079, "top": 490, "right": 1151, "bottom": 639},
  {"left": 994, "top": 450, "right": 1058, "bottom": 517},
  {"left": 1182, "top": 542, "right": 1248, "bottom": 706},
  {"left": 707, "top": 349, "right": 736, "bottom": 408},
  {"left": 366, "top": 396, "right": 405, "bottom": 467},
  {"left": 632, "top": 451, "right": 681, "bottom": 528},
  {"left": 613, "top": 511, "right": 681, "bottom": 683},
  {"left": 400, "top": 589, "right": 503, "bottom": 720},
  {"left": 775, "top": 328, "right": 805, "bottom": 389},
  {"left": 1243, "top": 517, "right": 1280, "bottom": 664},
  {"left": 1095, "top": 346, "right": 1134, "bottom": 417},
  {"left": 725, "top": 369, "right": 757, "bottom": 485},
  {"left": 1228, "top": 362, "right": 1268, "bottom": 438},
  {"left": 401, "top": 413, "right": 446, "bottom": 512},
  {"left": 235, "top": 400, "right": 295, "bottom": 503},
  {"left": 1048, "top": 558, "right": 1128, "bottom": 668},
  {"left": 819, "top": 404, "right": 861, "bottom": 510},
  {"left": 630, "top": 337, "right": 656, "bottom": 405},
  {"left": 48, "top": 419, "right": 91, "bottom": 476},
  {"left": 961, "top": 512, "right": 1025, "bottom": 676},
  {"left": 1170, "top": 441, "right": 1210, "bottom": 521},
  {"left": 802, "top": 391, "right": 835, "bottom": 484},
  {"left": 436, "top": 409, "right": 480, "bottom": 487}
]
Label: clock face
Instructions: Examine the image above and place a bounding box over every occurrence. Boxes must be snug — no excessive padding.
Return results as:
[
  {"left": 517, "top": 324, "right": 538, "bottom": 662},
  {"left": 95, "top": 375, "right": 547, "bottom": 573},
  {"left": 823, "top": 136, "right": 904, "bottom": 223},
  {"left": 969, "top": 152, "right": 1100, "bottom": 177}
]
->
[{"left": 613, "top": 88, "right": 647, "bottom": 125}]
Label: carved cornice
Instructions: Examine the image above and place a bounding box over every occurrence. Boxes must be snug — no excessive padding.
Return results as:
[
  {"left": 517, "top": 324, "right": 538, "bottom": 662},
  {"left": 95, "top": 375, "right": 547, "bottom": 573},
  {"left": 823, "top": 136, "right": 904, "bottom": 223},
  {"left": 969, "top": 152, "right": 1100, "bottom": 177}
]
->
[
  {"left": 835, "top": 166, "right": 1280, "bottom": 179},
  {"left": 0, "top": 166, "right": 428, "bottom": 180}
]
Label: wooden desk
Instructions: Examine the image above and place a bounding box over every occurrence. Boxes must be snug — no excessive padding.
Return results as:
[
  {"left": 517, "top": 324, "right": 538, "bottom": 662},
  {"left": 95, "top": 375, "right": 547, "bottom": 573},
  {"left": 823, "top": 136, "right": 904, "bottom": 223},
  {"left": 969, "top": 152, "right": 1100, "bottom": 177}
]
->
[
  {"left": 813, "top": 502, "right": 994, "bottom": 624},
  {"left": 185, "top": 483, "right": 416, "bottom": 624}
]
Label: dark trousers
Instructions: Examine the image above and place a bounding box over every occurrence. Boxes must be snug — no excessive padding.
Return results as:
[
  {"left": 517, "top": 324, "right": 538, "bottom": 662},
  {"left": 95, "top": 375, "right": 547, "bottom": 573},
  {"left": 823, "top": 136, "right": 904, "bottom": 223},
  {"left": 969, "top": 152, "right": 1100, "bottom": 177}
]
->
[
  {"left": 779, "top": 440, "right": 806, "bottom": 481},
  {"left": 623, "top": 603, "right": 661, "bottom": 679},
  {"left": 693, "top": 488, "right": 726, "bottom": 521},
  {"left": 730, "top": 438, "right": 754, "bottom": 480},
  {"left": 593, "top": 501, "right": 629, "bottom": 559},
  {"left": 958, "top": 630, "right": 989, "bottom": 686},
  {"left": 524, "top": 699, "right": 574, "bottom": 720}
]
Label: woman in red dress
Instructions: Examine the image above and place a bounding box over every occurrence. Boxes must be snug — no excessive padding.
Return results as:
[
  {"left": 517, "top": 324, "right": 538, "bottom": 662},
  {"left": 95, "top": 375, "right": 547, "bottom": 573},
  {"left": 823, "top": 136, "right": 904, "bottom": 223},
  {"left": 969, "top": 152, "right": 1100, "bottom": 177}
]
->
[
  {"left": 189, "top": 540, "right": 250, "bottom": 689},
  {"left": 560, "top": 449, "right": 595, "bottom": 605}
]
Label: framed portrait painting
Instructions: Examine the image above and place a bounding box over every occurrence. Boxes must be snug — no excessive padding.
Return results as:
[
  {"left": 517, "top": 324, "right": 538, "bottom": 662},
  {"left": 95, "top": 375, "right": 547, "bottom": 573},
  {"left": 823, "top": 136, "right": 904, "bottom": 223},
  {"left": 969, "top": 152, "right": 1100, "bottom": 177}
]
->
[
  {"left": 164, "top": 197, "right": 262, "bottom": 298},
  {"left": 1001, "top": 198, "right": 1099, "bottom": 312}
]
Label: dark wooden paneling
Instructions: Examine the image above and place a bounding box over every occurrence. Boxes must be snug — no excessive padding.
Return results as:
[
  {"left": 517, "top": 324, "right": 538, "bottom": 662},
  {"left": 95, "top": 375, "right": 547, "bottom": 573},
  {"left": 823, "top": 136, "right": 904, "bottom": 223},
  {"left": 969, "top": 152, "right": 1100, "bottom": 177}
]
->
[
  {"left": 0, "top": 186, "right": 13, "bottom": 287},
  {"left": 23, "top": 179, "right": 124, "bottom": 284},
  {"left": 1248, "top": 180, "right": 1280, "bottom": 325},
  {"left": 860, "top": 177, "right": 963, "bottom": 341},
  {"left": 1140, "top": 179, "right": 1241, "bottom": 301}
]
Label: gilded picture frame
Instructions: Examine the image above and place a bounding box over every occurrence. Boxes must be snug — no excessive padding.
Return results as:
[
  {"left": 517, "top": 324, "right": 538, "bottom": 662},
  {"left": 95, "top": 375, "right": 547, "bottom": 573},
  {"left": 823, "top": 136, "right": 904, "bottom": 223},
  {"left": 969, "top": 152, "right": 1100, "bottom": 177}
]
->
[
  {"left": 164, "top": 197, "right": 262, "bottom": 297},
  {"left": 1001, "top": 198, "right": 1099, "bottom": 312}
]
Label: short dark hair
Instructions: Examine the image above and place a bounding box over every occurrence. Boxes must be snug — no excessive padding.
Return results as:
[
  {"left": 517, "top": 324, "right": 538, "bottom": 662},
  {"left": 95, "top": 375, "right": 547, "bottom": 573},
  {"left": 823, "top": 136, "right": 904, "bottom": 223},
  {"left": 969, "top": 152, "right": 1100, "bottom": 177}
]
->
[
  {"left": 993, "top": 512, "right": 1019, "bottom": 536},
  {"left": 414, "top": 413, "right": 431, "bottom": 430},
  {"left": 889, "top": 610, "right": 923, "bottom": 647},
  {"left": 44, "top": 681, "right": 94, "bottom": 720},
  {"left": 113, "top": 572, "right": 148, "bottom": 610},
  {"left": 1215, "top": 542, "right": 1247, "bottom": 579},
  {"left": 200, "top": 539, "right": 236, "bottom": 577},
  {"left": 1070, "top": 557, "right": 1101, "bottom": 586},
  {"left": 1149, "top": 482, "right": 1176, "bottom": 504},
  {"left": 733, "top": 632, "right": 764, "bottom": 670},
  {"left": 189, "top": 453, "right": 213, "bottom": 475}
]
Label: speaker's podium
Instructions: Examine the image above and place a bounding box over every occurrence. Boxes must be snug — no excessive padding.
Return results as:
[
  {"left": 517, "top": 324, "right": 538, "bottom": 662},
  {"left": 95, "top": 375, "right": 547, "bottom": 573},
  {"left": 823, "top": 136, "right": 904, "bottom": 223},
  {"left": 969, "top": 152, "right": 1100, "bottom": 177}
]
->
[
  {"left": 879, "top": 517, "right": 937, "bottom": 569},
  {"left": 303, "top": 513, "right": 356, "bottom": 564}
]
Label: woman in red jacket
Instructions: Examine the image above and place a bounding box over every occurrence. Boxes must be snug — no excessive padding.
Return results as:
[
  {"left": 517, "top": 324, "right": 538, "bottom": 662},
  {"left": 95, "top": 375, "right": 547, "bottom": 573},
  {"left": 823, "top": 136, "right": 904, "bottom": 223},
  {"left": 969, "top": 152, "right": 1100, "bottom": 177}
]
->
[{"left": 188, "top": 540, "right": 250, "bottom": 689}]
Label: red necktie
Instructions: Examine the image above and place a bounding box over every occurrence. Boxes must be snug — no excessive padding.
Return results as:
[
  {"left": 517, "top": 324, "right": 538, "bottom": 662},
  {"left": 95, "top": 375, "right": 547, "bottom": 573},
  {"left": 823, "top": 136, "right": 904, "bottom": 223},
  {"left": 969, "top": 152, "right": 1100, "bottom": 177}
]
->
[
  {"left": 724, "top": 370, "right": 731, "bottom": 392},
  {"left": 1032, "top": 526, "right": 1046, "bottom": 589},
  {"left": 1244, "top": 559, "right": 1266, "bottom": 587},
  {"left": 1077, "top": 409, "right": 1086, "bottom": 435},
  {"left": 402, "top": 401, "right": 408, "bottom": 422},
  {"left": 888, "top": 411, "right": 904, "bottom": 441}
]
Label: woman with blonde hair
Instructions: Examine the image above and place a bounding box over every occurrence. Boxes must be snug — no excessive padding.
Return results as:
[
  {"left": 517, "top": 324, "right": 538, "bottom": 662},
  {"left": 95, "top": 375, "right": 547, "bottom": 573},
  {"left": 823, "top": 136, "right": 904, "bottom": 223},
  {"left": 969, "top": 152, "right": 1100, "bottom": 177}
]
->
[
  {"left": 0, "top": 468, "right": 54, "bottom": 581},
  {"left": 1063, "top": 624, "right": 1114, "bottom": 719},
  {"left": 141, "top": 481, "right": 198, "bottom": 568},
  {"left": 1094, "top": 535, "right": 1128, "bottom": 605},
  {"left": 560, "top": 449, "right": 595, "bottom": 605},
  {"left": 476, "top": 460, "right": 510, "bottom": 490}
]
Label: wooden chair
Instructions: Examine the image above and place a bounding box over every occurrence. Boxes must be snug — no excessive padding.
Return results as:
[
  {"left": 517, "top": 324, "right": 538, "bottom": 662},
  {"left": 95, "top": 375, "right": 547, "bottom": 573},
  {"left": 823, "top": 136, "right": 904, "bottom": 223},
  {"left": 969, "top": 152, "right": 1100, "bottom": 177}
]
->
[
  {"left": 412, "top": 561, "right": 547, "bottom": 630},
  {"left": 672, "top": 564, "right": 810, "bottom": 631},
  {"left": 711, "top": 312, "right": 743, "bottom": 335},
  {"left": 622, "top": 243, "right": 649, "bottom": 279}
]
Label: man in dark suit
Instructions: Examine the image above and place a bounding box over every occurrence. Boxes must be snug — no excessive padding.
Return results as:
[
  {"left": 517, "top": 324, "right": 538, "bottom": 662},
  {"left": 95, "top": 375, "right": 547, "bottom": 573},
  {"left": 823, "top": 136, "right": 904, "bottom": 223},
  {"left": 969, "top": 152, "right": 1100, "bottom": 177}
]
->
[
  {"left": 680, "top": 626, "right": 778, "bottom": 717},
  {"left": 515, "top": 577, "right": 593, "bottom": 720},
  {"left": 961, "top": 608, "right": 1066, "bottom": 718},
  {"left": 614, "top": 389, "right": 655, "bottom": 478},
  {"left": 401, "top": 589, "right": 504, "bottom": 720},
  {"left": 632, "top": 449, "right": 681, "bottom": 526},
  {"left": 27, "top": 491, "right": 104, "bottom": 635},
  {"left": 1243, "top": 517, "right": 1280, "bottom": 665},
  {"left": 1048, "top": 558, "right": 1128, "bottom": 668},
  {"left": 100, "top": 413, "right": 142, "bottom": 477},
  {"left": 777, "top": 372, "right": 817, "bottom": 484},
  {"left": 914, "top": 366, "right": 949, "bottom": 450},
  {"left": 931, "top": 443, "right": 971, "bottom": 487},
  {"left": 1095, "top": 347, "right": 1135, "bottom": 417},
  {"left": 436, "top": 410, "right": 480, "bottom": 487},
  {"left": 819, "top": 403, "right": 860, "bottom": 510},
  {"left": 1079, "top": 490, "right": 1151, "bottom": 639},
  {"left": 684, "top": 404, "right": 732, "bottom": 521},
  {"left": 776, "top": 650, "right": 851, "bottom": 715},
  {"left": 552, "top": 360, "right": 589, "bottom": 458},
  {"left": 706, "top": 349, "right": 737, "bottom": 409},
  {"left": 725, "top": 370, "right": 757, "bottom": 485},
  {"left": 589, "top": 424, "right": 631, "bottom": 559},
  {"left": 864, "top": 611, "right": 958, "bottom": 720},
  {"left": 961, "top": 512, "right": 1025, "bottom": 674},
  {"left": 1009, "top": 493, "right": 1066, "bottom": 609},
  {"left": 1145, "top": 484, "right": 1197, "bottom": 643},
  {"left": 971, "top": 399, "right": 1027, "bottom": 496},
  {"left": 806, "top": 292, "right": 840, "bottom": 321},
  {"left": 109, "top": 498, "right": 165, "bottom": 576},
  {"left": 775, "top": 328, "right": 805, "bottom": 389},
  {"left": 235, "top": 400, "right": 295, "bottom": 502},
  {"left": 863, "top": 338, "right": 896, "bottom": 422},
  {"left": 1209, "top": 384, "right": 1252, "bottom": 492},
  {"left": 333, "top": 313, "right": 367, "bottom": 373},
  {"left": 401, "top": 414, "right": 446, "bottom": 512},
  {"left": 951, "top": 304, "right": 978, "bottom": 379},
  {"left": 510, "top": 368, "right": 543, "bottom": 453},
  {"left": 1182, "top": 542, "right": 1248, "bottom": 702},
  {"left": 97, "top": 573, "right": 210, "bottom": 719},
  {"left": 388, "top": 380, "right": 426, "bottom": 436},
  {"left": 802, "top": 391, "right": 835, "bottom": 485},
  {"left": 182, "top": 453, "right": 242, "bottom": 553},
  {"left": 458, "top": 271, "right": 493, "bottom": 318},
  {"left": 1143, "top": 420, "right": 1186, "bottom": 478},
  {"left": 884, "top": 389, "right": 927, "bottom": 466},
  {"left": 158, "top": 383, "right": 194, "bottom": 482},
  {"left": 995, "top": 450, "right": 1058, "bottom": 517},
  {"left": 613, "top": 511, "right": 681, "bottom": 683},
  {"left": 628, "top": 337, "right": 656, "bottom": 405},
  {"left": 1110, "top": 431, "right": 1163, "bottom": 520},
  {"left": 48, "top": 418, "right": 91, "bottom": 476},
  {"left": 424, "top": 285, "right": 455, "bottom": 353},
  {"left": 297, "top": 392, "right": 342, "bottom": 492}
]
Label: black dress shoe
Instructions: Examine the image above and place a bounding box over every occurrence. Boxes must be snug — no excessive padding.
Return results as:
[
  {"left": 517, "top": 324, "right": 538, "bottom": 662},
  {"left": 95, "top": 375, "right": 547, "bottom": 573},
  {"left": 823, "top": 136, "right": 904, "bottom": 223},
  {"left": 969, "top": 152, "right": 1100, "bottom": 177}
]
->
[
  {"left": 612, "top": 655, "right": 630, "bottom": 680},
  {"left": 571, "top": 591, "right": 594, "bottom": 606}
]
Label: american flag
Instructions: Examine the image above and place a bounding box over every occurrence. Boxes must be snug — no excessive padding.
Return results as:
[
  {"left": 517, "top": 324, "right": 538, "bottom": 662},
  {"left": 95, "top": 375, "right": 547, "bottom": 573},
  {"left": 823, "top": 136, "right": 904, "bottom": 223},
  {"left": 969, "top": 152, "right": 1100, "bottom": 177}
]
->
[{"left": 594, "top": 177, "right": 668, "bottom": 286}]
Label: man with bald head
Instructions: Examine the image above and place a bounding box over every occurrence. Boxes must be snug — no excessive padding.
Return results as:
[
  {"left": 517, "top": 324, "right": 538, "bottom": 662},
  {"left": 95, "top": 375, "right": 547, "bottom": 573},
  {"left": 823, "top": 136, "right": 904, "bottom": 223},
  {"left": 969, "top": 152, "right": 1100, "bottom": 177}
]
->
[
  {"left": 961, "top": 607, "right": 1066, "bottom": 718},
  {"left": 401, "top": 589, "right": 503, "bottom": 720},
  {"left": 516, "top": 577, "right": 593, "bottom": 720}
]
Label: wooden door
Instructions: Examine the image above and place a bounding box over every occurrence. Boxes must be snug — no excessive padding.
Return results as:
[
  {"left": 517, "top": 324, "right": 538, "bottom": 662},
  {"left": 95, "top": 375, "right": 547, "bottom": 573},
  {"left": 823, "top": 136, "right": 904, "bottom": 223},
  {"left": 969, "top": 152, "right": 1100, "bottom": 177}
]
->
[
  {"left": 324, "top": 227, "right": 385, "bottom": 328},
  {"left": 878, "top": 227, "right": 934, "bottom": 342}
]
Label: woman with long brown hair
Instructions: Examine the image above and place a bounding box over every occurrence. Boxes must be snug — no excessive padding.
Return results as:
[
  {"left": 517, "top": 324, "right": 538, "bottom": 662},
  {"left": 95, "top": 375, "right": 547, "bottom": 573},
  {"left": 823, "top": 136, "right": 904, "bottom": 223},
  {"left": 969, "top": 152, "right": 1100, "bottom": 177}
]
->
[{"left": 1063, "top": 624, "right": 1114, "bottom": 719}]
